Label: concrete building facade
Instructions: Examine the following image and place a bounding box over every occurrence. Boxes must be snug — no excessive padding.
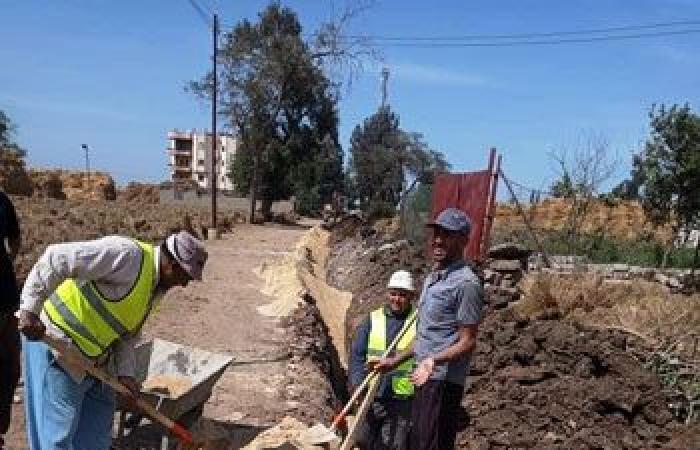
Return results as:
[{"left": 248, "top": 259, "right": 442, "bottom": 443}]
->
[{"left": 167, "top": 129, "right": 237, "bottom": 191}]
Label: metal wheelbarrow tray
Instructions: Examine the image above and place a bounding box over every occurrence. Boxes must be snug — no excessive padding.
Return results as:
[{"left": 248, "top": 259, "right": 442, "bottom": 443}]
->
[{"left": 116, "top": 337, "right": 234, "bottom": 441}]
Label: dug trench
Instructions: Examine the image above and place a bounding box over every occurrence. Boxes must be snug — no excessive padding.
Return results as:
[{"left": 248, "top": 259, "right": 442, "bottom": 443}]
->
[
  {"left": 278, "top": 218, "right": 700, "bottom": 450},
  {"left": 7, "top": 209, "right": 698, "bottom": 449}
]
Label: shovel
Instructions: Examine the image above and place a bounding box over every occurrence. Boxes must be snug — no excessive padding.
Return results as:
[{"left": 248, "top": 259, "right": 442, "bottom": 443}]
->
[
  {"left": 304, "top": 310, "right": 417, "bottom": 445},
  {"left": 41, "top": 333, "right": 199, "bottom": 448}
]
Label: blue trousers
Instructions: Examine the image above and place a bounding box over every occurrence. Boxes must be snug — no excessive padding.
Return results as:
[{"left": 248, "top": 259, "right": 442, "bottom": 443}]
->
[{"left": 22, "top": 338, "right": 115, "bottom": 450}]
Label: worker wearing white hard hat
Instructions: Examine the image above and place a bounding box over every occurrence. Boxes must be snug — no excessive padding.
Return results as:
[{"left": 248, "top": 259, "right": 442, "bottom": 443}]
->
[{"left": 349, "top": 270, "right": 417, "bottom": 450}]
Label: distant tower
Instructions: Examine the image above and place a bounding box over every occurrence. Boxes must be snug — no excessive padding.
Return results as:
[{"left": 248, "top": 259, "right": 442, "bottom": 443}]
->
[{"left": 380, "top": 66, "right": 390, "bottom": 107}]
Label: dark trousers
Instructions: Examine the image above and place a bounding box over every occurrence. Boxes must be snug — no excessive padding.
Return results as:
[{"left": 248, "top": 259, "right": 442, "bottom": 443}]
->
[
  {"left": 358, "top": 398, "right": 412, "bottom": 450},
  {"left": 0, "top": 313, "right": 20, "bottom": 435},
  {"left": 409, "top": 380, "right": 464, "bottom": 450}
]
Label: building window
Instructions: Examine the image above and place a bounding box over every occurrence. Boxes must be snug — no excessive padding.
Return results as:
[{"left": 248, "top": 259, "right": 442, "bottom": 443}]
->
[
  {"left": 198, "top": 159, "right": 205, "bottom": 166},
  {"left": 198, "top": 175, "right": 205, "bottom": 182}
]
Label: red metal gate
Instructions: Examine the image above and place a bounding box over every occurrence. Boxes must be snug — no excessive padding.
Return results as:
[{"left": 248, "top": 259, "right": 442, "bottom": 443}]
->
[{"left": 430, "top": 148, "right": 500, "bottom": 262}]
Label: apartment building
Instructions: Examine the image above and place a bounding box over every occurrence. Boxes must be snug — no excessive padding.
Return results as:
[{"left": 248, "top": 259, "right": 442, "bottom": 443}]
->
[{"left": 167, "top": 129, "right": 237, "bottom": 191}]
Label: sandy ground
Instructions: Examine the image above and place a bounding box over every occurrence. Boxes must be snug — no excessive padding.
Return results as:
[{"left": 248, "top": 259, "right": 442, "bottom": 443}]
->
[{"left": 6, "top": 222, "right": 314, "bottom": 449}]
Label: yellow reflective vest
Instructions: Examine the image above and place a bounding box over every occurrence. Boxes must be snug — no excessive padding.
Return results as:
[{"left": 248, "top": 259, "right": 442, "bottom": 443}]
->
[
  {"left": 367, "top": 307, "right": 416, "bottom": 398},
  {"left": 43, "top": 240, "right": 156, "bottom": 358}
]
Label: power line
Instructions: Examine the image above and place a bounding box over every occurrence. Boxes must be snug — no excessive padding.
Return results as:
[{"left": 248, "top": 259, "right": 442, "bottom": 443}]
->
[
  {"left": 367, "top": 28, "right": 700, "bottom": 47},
  {"left": 337, "top": 19, "right": 700, "bottom": 41},
  {"left": 186, "top": 0, "right": 213, "bottom": 28}
]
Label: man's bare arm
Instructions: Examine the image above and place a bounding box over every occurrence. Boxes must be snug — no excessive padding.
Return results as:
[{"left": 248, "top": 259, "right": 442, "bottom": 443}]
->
[{"left": 432, "top": 324, "right": 478, "bottom": 364}]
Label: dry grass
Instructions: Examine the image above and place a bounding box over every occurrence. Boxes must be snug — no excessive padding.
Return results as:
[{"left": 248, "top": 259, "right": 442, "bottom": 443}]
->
[
  {"left": 495, "top": 198, "right": 671, "bottom": 242},
  {"left": 517, "top": 273, "right": 700, "bottom": 357}
]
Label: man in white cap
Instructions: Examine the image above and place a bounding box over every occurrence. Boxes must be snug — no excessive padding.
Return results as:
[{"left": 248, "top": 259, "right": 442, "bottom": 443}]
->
[
  {"left": 17, "top": 230, "right": 207, "bottom": 450},
  {"left": 349, "top": 270, "right": 417, "bottom": 450}
]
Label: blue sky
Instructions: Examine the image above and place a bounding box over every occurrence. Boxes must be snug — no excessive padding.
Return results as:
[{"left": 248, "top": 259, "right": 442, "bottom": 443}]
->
[{"left": 1, "top": 1, "right": 699, "bottom": 194}]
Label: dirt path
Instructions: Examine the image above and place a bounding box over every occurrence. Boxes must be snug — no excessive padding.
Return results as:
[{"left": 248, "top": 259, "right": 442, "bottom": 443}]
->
[
  {"left": 142, "top": 223, "right": 312, "bottom": 425},
  {"left": 7, "top": 222, "right": 312, "bottom": 449}
]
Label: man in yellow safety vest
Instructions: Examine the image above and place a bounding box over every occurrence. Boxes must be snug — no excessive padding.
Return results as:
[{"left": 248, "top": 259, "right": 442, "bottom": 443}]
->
[
  {"left": 17, "top": 230, "right": 207, "bottom": 450},
  {"left": 349, "top": 270, "right": 417, "bottom": 450}
]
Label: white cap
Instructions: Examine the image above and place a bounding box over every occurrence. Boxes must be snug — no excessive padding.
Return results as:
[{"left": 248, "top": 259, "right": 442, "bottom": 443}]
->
[{"left": 387, "top": 270, "right": 415, "bottom": 292}]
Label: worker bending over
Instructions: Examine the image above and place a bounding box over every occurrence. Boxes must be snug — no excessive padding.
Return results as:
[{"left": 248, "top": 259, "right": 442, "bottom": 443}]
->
[{"left": 17, "top": 231, "right": 207, "bottom": 450}]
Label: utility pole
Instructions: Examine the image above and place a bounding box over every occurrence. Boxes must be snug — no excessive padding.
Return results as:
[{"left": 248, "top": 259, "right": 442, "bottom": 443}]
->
[
  {"left": 380, "top": 66, "right": 389, "bottom": 107},
  {"left": 81, "top": 144, "right": 90, "bottom": 186},
  {"left": 210, "top": 13, "right": 218, "bottom": 234}
]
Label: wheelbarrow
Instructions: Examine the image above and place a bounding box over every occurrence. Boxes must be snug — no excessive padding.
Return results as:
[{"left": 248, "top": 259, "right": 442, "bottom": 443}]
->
[{"left": 114, "top": 338, "right": 234, "bottom": 450}]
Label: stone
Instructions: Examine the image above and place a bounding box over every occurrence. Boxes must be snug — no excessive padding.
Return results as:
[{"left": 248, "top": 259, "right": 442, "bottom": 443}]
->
[
  {"left": 489, "top": 259, "right": 523, "bottom": 272},
  {"left": 611, "top": 263, "right": 630, "bottom": 272},
  {"left": 668, "top": 277, "right": 683, "bottom": 290},
  {"left": 487, "top": 242, "right": 531, "bottom": 260},
  {"left": 654, "top": 272, "right": 669, "bottom": 285},
  {"left": 492, "top": 296, "right": 511, "bottom": 310}
]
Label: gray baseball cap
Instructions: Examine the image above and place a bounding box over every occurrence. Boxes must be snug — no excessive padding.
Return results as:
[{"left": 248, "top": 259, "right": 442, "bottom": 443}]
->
[
  {"left": 166, "top": 231, "right": 208, "bottom": 280},
  {"left": 427, "top": 208, "right": 472, "bottom": 235}
]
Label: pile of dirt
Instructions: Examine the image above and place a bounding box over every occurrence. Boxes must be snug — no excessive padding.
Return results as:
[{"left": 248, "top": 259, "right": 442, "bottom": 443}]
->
[
  {"left": 278, "top": 299, "right": 345, "bottom": 424},
  {"left": 10, "top": 196, "right": 226, "bottom": 284},
  {"left": 119, "top": 182, "right": 160, "bottom": 204},
  {"left": 494, "top": 198, "right": 669, "bottom": 242},
  {"left": 322, "top": 223, "right": 700, "bottom": 449},
  {"left": 461, "top": 309, "right": 697, "bottom": 449},
  {"left": 0, "top": 150, "right": 33, "bottom": 195},
  {"left": 29, "top": 169, "right": 117, "bottom": 201},
  {"left": 240, "top": 416, "right": 336, "bottom": 450}
]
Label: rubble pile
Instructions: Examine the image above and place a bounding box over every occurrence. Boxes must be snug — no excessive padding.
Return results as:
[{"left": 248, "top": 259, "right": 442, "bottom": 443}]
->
[
  {"left": 483, "top": 243, "right": 531, "bottom": 309},
  {"left": 461, "top": 309, "right": 698, "bottom": 449},
  {"left": 241, "top": 416, "right": 334, "bottom": 450}
]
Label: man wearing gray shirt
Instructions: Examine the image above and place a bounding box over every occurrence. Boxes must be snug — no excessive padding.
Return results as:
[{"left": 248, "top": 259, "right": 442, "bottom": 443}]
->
[
  {"left": 17, "top": 231, "right": 207, "bottom": 450},
  {"left": 373, "top": 208, "right": 483, "bottom": 450}
]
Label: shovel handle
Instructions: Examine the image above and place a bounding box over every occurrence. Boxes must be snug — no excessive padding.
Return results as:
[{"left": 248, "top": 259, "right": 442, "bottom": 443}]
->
[
  {"left": 331, "top": 311, "right": 417, "bottom": 431},
  {"left": 42, "top": 334, "right": 194, "bottom": 445}
]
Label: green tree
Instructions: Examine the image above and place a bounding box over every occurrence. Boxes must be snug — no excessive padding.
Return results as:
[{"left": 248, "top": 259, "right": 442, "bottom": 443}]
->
[
  {"left": 348, "top": 106, "right": 404, "bottom": 216},
  {"left": 611, "top": 155, "right": 645, "bottom": 200},
  {"left": 190, "top": 4, "right": 345, "bottom": 220},
  {"left": 0, "top": 110, "right": 26, "bottom": 157},
  {"left": 550, "top": 172, "right": 575, "bottom": 198},
  {"left": 634, "top": 104, "right": 700, "bottom": 266},
  {"left": 348, "top": 106, "right": 449, "bottom": 219}
]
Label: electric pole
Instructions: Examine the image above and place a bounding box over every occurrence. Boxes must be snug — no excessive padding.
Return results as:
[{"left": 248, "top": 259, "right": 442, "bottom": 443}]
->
[
  {"left": 381, "top": 66, "right": 389, "bottom": 107},
  {"left": 81, "top": 144, "right": 90, "bottom": 186},
  {"left": 210, "top": 13, "right": 218, "bottom": 235}
]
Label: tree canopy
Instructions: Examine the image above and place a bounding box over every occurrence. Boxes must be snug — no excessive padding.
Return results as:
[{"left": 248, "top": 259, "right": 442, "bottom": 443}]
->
[
  {"left": 634, "top": 104, "right": 700, "bottom": 233},
  {"left": 348, "top": 106, "right": 449, "bottom": 218},
  {"left": 189, "top": 4, "right": 344, "bottom": 217},
  {"left": 0, "top": 110, "right": 26, "bottom": 157}
]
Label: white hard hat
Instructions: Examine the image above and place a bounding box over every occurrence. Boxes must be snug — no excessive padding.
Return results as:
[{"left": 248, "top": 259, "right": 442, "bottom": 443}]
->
[{"left": 387, "top": 270, "right": 415, "bottom": 292}]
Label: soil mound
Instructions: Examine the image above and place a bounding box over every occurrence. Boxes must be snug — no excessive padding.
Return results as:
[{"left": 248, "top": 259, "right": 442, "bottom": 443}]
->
[
  {"left": 119, "top": 182, "right": 160, "bottom": 204},
  {"left": 324, "top": 223, "right": 699, "bottom": 449},
  {"left": 11, "top": 196, "right": 221, "bottom": 284},
  {"left": 29, "top": 169, "right": 116, "bottom": 201},
  {"left": 462, "top": 310, "right": 695, "bottom": 449}
]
